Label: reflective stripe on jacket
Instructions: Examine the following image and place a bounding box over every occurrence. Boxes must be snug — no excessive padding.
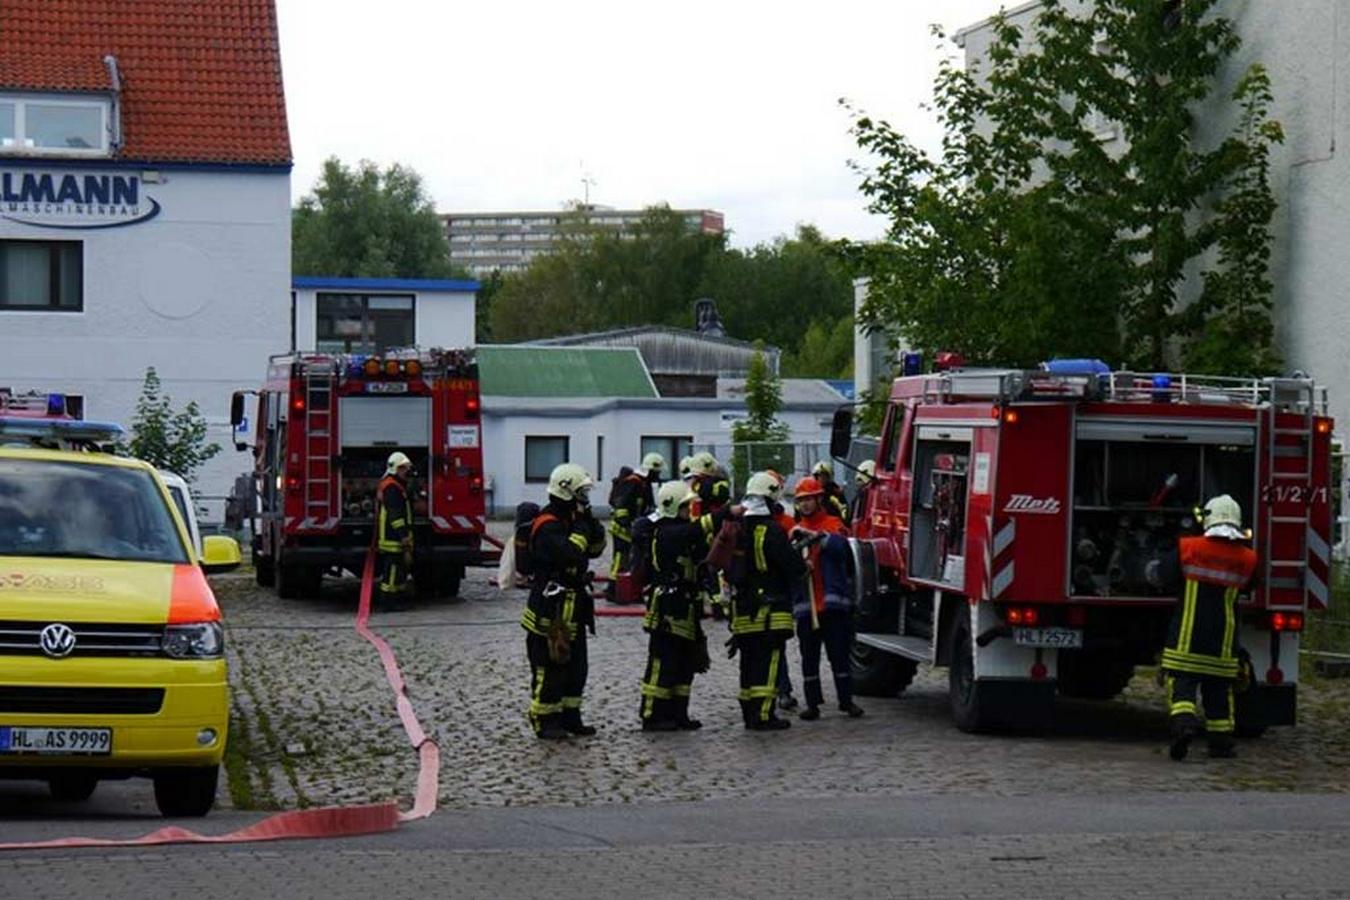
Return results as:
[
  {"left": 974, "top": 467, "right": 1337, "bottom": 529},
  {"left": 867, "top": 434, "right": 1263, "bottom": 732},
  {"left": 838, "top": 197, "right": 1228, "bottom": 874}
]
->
[{"left": 1162, "top": 535, "right": 1257, "bottom": 678}]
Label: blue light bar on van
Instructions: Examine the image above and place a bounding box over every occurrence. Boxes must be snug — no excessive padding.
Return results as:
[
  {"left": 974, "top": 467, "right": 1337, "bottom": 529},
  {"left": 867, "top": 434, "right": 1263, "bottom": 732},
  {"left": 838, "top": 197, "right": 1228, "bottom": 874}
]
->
[{"left": 0, "top": 416, "right": 124, "bottom": 445}]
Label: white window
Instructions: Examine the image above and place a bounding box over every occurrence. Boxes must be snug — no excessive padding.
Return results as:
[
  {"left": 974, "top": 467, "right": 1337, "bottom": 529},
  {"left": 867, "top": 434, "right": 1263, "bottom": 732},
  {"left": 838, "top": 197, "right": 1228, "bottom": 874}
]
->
[
  {"left": 0, "top": 95, "right": 110, "bottom": 156},
  {"left": 525, "top": 436, "right": 569, "bottom": 482}
]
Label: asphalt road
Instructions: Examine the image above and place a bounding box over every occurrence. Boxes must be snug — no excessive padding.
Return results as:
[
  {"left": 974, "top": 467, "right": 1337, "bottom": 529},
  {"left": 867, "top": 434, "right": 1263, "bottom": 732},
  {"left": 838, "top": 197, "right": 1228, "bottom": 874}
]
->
[{"left": 2, "top": 791, "right": 1349, "bottom": 898}]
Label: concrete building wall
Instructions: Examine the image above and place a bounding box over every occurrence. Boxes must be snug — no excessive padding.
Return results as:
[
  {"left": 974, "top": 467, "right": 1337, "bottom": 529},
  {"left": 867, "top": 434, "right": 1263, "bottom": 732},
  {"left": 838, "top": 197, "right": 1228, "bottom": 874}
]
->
[
  {"left": 480, "top": 401, "right": 836, "bottom": 512},
  {"left": 291, "top": 285, "right": 476, "bottom": 353},
  {"left": 0, "top": 167, "right": 291, "bottom": 514}
]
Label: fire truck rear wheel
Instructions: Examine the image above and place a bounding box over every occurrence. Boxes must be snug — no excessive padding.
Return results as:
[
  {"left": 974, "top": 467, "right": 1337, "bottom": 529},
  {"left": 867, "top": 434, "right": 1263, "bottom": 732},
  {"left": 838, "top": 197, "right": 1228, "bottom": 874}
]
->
[
  {"left": 948, "top": 615, "right": 991, "bottom": 732},
  {"left": 850, "top": 642, "right": 918, "bottom": 697}
]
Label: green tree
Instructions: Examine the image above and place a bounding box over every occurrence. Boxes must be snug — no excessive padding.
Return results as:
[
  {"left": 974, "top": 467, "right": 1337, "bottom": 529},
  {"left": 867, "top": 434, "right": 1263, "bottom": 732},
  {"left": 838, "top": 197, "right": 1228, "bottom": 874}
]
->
[
  {"left": 846, "top": 0, "right": 1282, "bottom": 373},
  {"left": 731, "top": 346, "right": 792, "bottom": 487},
  {"left": 488, "top": 205, "right": 724, "bottom": 341},
  {"left": 781, "top": 316, "right": 855, "bottom": 378},
  {"left": 119, "top": 368, "right": 220, "bottom": 484},
  {"left": 293, "top": 157, "right": 463, "bottom": 279}
]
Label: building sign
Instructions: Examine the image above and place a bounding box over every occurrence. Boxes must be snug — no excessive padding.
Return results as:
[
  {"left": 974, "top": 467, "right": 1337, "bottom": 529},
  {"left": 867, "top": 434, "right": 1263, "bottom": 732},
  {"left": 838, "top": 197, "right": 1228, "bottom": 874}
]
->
[{"left": 0, "top": 170, "right": 161, "bottom": 229}]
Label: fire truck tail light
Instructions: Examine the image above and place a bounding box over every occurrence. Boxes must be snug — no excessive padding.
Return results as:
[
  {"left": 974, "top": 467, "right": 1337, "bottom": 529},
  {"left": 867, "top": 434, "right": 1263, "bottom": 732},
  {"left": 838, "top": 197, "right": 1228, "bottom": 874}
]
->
[
  {"left": 1003, "top": 410, "right": 1019, "bottom": 425},
  {"left": 291, "top": 396, "right": 305, "bottom": 413},
  {"left": 466, "top": 396, "right": 480, "bottom": 417},
  {"left": 1316, "top": 418, "right": 1331, "bottom": 435},
  {"left": 384, "top": 360, "right": 400, "bottom": 376},
  {"left": 1272, "top": 612, "right": 1303, "bottom": 632},
  {"left": 1005, "top": 606, "right": 1039, "bottom": 627},
  {"left": 363, "top": 358, "right": 381, "bottom": 376},
  {"left": 285, "top": 476, "right": 301, "bottom": 491}
]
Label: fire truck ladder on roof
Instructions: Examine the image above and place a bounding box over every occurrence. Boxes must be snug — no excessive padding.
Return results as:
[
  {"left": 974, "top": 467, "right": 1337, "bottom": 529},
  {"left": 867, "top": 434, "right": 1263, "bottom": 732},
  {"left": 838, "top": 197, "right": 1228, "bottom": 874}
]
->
[
  {"left": 303, "top": 362, "right": 337, "bottom": 525},
  {"left": 1262, "top": 379, "right": 1319, "bottom": 605}
]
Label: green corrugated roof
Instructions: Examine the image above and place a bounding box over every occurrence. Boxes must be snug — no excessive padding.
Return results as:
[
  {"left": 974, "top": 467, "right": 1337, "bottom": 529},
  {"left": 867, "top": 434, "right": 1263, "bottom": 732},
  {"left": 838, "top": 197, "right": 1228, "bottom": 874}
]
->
[{"left": 477, "top": 346, "right": 656, "bottom": 398}]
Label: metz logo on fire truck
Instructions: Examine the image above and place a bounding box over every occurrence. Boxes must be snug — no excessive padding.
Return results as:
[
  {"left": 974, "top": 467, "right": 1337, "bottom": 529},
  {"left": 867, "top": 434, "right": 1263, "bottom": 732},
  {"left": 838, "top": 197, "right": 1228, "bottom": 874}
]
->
[{"left": 1003, "top": 494, "right": 1062, "bottom": 515}]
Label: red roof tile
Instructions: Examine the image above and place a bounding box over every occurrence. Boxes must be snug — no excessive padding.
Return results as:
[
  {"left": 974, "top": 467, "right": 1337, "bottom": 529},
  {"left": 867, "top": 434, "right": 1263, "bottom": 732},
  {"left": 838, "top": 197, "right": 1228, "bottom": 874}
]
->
[{"left": 0, "top": 0, "right": 291, "bottom": 166}]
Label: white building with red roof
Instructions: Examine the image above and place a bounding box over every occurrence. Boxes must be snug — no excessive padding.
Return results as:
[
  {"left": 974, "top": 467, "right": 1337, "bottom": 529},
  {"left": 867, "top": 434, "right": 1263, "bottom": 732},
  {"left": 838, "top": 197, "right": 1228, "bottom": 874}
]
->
[{"left": 0, "top": 0, "right": 292, "bottom": 511}]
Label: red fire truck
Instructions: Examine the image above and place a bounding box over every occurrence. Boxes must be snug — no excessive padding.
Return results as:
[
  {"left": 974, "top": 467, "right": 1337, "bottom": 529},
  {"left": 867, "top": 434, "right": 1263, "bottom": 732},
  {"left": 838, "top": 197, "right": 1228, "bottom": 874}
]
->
[
  {"left": 831, "top": 364, "right": 1333, "bottom": 734},
  {"left": 230, "top": 347, "right": 496, "bottom": 599}
]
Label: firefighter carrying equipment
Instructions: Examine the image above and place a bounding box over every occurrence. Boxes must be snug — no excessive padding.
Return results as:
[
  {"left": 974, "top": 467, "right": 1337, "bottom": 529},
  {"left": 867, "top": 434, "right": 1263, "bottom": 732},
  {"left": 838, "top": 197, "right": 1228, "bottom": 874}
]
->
[
  {"left": 731, "top": 513, "right": 806, "bottom": 730},
  {"left": 521, "top": 494, "right": 606, "bottom": 739},
  {"left": 547, "top": 462, "right": 594, "bottom": 503},
  {"left": 1161, "top": 524, "right": 1256, "bottom": 759}
]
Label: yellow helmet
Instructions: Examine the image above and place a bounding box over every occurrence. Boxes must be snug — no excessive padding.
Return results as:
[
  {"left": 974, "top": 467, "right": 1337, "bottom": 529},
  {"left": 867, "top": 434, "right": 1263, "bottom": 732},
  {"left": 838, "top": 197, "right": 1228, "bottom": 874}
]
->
[
  {"left": 691, "top": 451, "right": 719, "bottom": 477},
  {"left": 656, "top": 480, "right": 694, "bottom": 518},
  {"left": 641, "top": 452, "right": 666, "bottom": 476},
  {"left": 744, "top": 471, "right": 779, "bottom": 499},
  {"left": 547, "top": 462, "right": 594, "bottom": 502},
  {"left": 1201, "top": 494, "right": 1243, "bottom": 534},
  {"left": 855, "top": 459, "right": 876, "bottom": 486}
]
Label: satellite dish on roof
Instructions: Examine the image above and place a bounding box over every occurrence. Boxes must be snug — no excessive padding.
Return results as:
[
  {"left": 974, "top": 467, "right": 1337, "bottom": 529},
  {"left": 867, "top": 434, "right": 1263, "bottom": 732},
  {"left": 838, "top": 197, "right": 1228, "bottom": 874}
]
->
[{"left": 693, "top": 298, "right": 725, "bottom": 338}]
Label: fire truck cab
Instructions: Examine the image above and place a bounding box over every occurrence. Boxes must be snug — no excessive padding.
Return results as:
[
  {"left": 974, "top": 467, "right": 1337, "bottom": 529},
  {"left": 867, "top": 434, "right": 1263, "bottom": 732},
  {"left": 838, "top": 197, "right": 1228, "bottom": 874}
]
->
[
  {"left": 232, "top": 347, "right": 496, "bottom": 599},
  {"left": 833, "top": 363, "right": 1333, "bottom": 734}
]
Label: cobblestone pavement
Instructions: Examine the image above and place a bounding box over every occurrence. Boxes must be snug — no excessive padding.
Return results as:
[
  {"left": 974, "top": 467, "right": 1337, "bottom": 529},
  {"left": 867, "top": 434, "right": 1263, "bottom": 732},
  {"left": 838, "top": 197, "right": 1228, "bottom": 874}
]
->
[{"left": 215, "top": 557, "right": 1350, "bottom": 814}]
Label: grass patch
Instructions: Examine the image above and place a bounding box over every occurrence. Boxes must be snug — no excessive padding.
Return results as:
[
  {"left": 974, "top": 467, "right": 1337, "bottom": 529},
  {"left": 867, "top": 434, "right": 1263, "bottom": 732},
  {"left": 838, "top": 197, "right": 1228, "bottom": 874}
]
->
[{"left": 1306, "top": 563, "right": 1350, "bottom": 656}]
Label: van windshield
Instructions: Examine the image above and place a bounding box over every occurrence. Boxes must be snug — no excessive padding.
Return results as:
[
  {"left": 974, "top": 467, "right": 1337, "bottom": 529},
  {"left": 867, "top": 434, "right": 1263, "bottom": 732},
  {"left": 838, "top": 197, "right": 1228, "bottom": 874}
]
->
[{"left": 0, "top": 459, "right": 189, "bottom": 564}]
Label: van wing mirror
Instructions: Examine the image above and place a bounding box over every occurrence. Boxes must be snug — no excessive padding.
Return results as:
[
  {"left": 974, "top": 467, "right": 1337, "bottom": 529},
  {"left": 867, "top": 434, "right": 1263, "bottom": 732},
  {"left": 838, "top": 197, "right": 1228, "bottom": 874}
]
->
[{"left": 830, "top": 407, "right": 854, "bottom": 460}]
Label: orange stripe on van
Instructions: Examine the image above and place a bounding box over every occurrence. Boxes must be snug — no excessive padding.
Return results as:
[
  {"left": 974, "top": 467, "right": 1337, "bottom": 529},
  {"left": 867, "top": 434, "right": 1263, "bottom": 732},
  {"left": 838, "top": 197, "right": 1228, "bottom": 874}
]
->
[{"left": 168, "top": 564, "right": 222, "bottom": 624}]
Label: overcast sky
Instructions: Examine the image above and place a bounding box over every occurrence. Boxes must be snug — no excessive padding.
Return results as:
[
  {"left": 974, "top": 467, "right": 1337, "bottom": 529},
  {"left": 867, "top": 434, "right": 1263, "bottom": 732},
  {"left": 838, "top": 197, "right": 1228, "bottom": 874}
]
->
[{"left": 275, "top": 0, "right": 1009, "bottom": 248}]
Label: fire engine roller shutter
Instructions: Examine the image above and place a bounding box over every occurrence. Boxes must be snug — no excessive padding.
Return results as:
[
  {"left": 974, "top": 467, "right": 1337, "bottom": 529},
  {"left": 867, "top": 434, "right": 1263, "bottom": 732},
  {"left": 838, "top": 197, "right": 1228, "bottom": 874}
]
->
[
  {"left": 339, "top": 397, "right": 431, "bottom": 447},
  {"left": 1076, "top": 419, "right": 1255, "bottom": 445}
]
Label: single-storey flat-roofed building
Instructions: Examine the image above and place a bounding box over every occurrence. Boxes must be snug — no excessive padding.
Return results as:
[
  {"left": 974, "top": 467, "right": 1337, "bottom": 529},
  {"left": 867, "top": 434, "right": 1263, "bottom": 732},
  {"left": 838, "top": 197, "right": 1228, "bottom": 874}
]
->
[
  {"left": 291, "top": 276, "right": 479, "bottom": 354},
  {"left": 477, "top": 344, "right": 844, "bottom": 513},
  {"left": 0, "top": 0, "right": 292, "bottom": 513}
]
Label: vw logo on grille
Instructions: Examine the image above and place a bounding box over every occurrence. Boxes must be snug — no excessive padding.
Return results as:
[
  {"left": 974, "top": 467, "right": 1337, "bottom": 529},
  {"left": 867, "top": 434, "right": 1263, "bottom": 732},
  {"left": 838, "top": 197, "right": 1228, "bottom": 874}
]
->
[{"left": 39, "top": 623, "right": 77, "bottom": 659}]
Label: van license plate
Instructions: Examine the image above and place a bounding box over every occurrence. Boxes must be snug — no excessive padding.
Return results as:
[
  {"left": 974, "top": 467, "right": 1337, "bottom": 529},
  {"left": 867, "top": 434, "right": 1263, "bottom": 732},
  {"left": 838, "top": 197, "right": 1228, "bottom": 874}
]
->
[
  {"left": 0, "top": 726, "right": 112, "bottom": 755},
  {"left": 1013, "top": 628, "right": 1083, "bottom": 648}
]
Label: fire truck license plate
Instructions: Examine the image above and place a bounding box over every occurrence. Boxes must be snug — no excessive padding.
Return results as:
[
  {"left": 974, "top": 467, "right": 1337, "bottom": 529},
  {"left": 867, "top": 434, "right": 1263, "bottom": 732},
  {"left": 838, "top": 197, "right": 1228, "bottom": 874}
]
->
[
  {"left": 1013, "top": 628, "right": 1082, "bottom": 649},
  {"left": 0, "top": 726, "right": 112, "bottom": 755},
  {"left": 366, "top": 382, "right": 409, "bottom": 394}
]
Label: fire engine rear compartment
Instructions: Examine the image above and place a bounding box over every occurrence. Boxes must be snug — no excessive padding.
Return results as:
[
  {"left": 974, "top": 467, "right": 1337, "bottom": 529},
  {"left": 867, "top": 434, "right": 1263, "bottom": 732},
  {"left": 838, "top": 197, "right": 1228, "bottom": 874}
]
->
[{"left": 1069, "top": 417, "right": 1256, "bottom": 600}]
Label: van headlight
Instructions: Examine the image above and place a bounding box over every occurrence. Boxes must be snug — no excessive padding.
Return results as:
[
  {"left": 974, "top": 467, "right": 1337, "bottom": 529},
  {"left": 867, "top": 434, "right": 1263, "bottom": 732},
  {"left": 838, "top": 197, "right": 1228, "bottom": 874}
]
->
[{"left": 162, "top": 622, "right": 225, "bottom": 659}]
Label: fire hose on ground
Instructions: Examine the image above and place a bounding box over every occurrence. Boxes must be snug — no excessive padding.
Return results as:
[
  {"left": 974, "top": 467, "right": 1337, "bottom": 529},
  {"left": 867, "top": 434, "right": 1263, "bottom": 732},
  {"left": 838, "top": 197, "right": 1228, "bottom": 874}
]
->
[{"left": 0, "top": 549, "right": 439, "bottom": 852}]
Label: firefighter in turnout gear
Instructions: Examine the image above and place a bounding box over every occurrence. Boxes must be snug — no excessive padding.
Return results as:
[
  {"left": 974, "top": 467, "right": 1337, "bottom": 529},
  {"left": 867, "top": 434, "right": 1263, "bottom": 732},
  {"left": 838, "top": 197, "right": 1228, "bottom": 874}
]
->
[
  {"left": 609, "top": 452, "right": 664, "bottom": 582},
  {"left": 732, "top": 471, "right": 806, "bottom": 730},
  {"left": 851, "top": 460, "right": 876, "bottom": 524},
  {"left": 1161, "top": 494, "right": 1258, "bottom": 761},
  {"left": 520, "top": 463, "right": 607, "bottom": 739},
  {"left": 811, "top": 460, "right": 850, "bottom": 525},
  {"left": 376, "top": 452, "right": 415, "bottom": 609},
  {"left": 791, "top": 477, "right": 864, "bottom": 720},
  {"left": 689, "top": 451, "right": 730, "bottom": 514},
  {"left": 639, "top": 480, "right": 721, "bottom": 731}
]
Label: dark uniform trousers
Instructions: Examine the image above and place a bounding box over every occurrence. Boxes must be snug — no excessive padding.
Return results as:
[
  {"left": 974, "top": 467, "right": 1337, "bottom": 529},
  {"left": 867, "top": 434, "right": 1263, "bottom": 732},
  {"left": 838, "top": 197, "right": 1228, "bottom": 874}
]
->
[
  {"left": 733, "top": 600, "right": 794, "bottom": 726},
  {"left": 797, "top": 609, "right": 854, "bottom": 709},
  {"left": 523, "top": 584, "right": 592, "bottom": 734},
  {"left": 1162, "top": 535, "right": 1257, "bottom": 738},
  {"left": 640, "top": 629, "right": 696, "bottom": 724}
]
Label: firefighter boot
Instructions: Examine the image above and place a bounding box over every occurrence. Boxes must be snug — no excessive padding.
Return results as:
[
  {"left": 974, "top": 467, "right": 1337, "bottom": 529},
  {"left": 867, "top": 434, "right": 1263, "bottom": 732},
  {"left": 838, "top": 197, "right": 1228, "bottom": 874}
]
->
[
  {"left": 750, "top": 717, "right": 791, "bottom": 732},
  {"left": 561, "top": 709, "right": 597, "bottom": 737},
  {"left": 1207, "top": 734, "right": 1238, "bottom": 759},
  {"left": 1169, "top": 713, "right": 1201, "bottom": 761},
  {"left": 535, "top": 716, "right": 570, "bottom": 741},
  {"left": 674, "top": 697, "right": 702, "bottom": 731},
  {"left": 642, "top": 718, "right": 679, "bottom": 733},
  {"left": 799, "top": 705, "right": 821, "bottom": 721},
  {"left": 840, "top": 702, "right": 866, "bottom": 719}
]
